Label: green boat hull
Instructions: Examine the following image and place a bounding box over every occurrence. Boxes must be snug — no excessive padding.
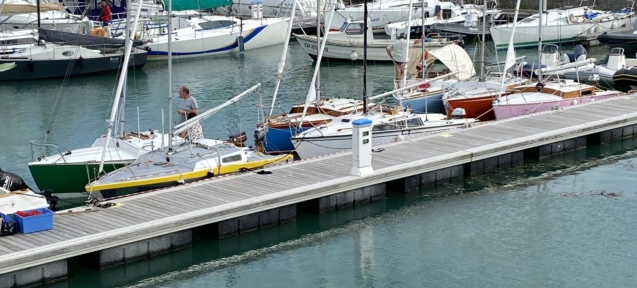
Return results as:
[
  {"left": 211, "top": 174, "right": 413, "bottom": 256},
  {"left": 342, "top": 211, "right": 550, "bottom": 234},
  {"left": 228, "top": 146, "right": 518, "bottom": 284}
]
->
[{"left": 29, "top": 162, "right": 127, "bottom": 193}]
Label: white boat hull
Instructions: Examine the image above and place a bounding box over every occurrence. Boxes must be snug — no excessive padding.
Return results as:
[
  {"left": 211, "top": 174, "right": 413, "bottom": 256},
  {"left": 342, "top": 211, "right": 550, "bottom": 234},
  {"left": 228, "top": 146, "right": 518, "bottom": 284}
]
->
[
  {"left": 145, "top": 17, "right": 289, "bottom": 60},
  {"left": 295, "top": 34, "right": 447, "bottom": 61},
  {"left": 490, "top": 7, "right": 635, "bottom": 49},
  {"left": 292, "top": 118, "right": 472, "bottom": 159}
]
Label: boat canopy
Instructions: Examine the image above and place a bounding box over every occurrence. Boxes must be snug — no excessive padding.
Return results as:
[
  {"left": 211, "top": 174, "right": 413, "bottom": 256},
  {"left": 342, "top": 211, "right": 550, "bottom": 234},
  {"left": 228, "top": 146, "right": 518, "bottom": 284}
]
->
[
  {"left": 171, "top": 0, "right": 232, "bottom": 10},
  {"left": 39, "top": 29, "right": 144, "bottom": 51},
  {"left": 426, "top": 44, "right": 476, "bottom": 81}
]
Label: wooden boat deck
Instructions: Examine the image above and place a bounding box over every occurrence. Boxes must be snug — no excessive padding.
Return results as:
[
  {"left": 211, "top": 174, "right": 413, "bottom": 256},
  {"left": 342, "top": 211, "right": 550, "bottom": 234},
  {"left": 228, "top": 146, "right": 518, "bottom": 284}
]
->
[{"left": 1, "top": 95, "right": 637, "bottom": 274}]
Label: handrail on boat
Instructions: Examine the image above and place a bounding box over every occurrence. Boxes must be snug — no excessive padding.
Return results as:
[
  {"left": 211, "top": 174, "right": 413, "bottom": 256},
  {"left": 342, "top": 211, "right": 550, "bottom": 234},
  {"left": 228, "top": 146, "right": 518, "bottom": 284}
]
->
[{"left": 29, "top": 140, "right": 67, "bottom": 163}]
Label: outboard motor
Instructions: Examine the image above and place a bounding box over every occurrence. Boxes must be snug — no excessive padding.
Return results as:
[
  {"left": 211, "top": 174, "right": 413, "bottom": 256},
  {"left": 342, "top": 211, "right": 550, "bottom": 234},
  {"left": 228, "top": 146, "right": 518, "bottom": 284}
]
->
[
  {"left": 0, "top": 167, "right": 30, "bottom": 191},
  {"left": 450, "top": 108, "right": 467, "bottom": 119},
  {"left": 229, "top": 131, "right": 248, "bottom": 147}
]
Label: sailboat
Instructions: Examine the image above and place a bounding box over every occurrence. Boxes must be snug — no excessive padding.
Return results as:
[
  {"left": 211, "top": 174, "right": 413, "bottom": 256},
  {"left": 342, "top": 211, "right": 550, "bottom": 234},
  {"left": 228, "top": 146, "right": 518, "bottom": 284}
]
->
[
  {"left": 489, "top": 0, "right": 634, "bottom": 49},
  {"left": 85, "top": 0, "right": 293, "bottom": 198},
  {"left": 290, "top": 0, "right": 477, "bottom": 160},
  {"left": 441, "top": 0, "right": 528, "bottom": 121},
  {"left": 27, "top": 4, "right": 176, "bottom": 194},
  {"left": 490, "top": 0, "right": 622, "bottom": 120},
  {"left": 254, "top": 0, "right": 370, "bottom": 154},
  {"left": 0, "top": 28, "right": 147, "bottom": 81},
  {"left": 0, "top": 0, "right": 92, "bottom": 33},
  {"left": 394, "top": 43, "right": 477, "bottom": 114},
  {"left": 294, "top": 17, "right": 459, "bottom": 62},
  {"left": 143, "top": 0, "right": 290, "bottom": 61}
]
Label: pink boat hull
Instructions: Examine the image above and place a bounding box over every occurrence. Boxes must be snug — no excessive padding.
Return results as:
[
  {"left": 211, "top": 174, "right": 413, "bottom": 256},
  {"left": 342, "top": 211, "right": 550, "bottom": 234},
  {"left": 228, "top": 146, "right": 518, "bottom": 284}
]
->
[{"left": 493, "top": 93, "right": 622, "bottom": 120}]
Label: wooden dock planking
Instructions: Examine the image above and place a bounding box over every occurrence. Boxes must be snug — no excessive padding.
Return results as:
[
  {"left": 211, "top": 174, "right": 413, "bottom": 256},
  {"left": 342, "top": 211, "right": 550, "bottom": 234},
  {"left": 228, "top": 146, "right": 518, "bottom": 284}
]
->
[{"left": 1, "top": 96, "right": 637, "bottom": 276}]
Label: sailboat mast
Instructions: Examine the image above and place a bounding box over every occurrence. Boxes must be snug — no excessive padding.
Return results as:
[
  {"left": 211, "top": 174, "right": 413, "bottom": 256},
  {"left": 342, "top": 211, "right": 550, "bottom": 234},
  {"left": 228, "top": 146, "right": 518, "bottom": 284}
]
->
[
  {"left": 363, "top": 0, "right": 368, "bottom": 114},
  {"left": 538, "top": 0, "right": 543, "bottom": 66},
  {"left": 98, "top": 1, "right": 143, "bottom": 173},
  {"left": 399, "top": 0, "right": 413, "bottom": 92},
  {"left": 479, "top": 0, "right": 487, "bottom": 81},
  {"left": 421, "top": 0, "right": 425, "bottom": 75},
  {"left": 168, "top": 0, "right": 174, "bottom": 151},
  {"left": 267, "top": 0, "right": 298, "bottom": 118},
  {"left": 299, "top": 0, "right": 337, "bottom": 125},
  {"left": 36, "top": 0, "right": 41, "bottom": 28},
  {"left": 315, "top": 0, "right": 321, "bottom": 102},
  {"left": 119, "top": 14, "right": 132, "bottom": 137},
  {"left": 497, "top": 0, "right": 521, "bottom": 97}
]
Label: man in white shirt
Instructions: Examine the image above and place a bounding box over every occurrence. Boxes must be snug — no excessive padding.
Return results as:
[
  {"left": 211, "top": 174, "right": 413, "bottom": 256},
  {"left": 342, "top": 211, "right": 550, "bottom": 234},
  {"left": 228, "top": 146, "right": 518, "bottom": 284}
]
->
[{"left": 386, "top": 33, "right": 409, "bottom": 84}]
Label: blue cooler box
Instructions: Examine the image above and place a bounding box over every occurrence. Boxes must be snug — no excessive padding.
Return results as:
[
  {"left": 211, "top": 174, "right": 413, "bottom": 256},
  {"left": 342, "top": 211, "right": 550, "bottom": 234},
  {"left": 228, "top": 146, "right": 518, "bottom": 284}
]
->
[{"left": 15, "top": 208, "right": 54, "bottom": 233}]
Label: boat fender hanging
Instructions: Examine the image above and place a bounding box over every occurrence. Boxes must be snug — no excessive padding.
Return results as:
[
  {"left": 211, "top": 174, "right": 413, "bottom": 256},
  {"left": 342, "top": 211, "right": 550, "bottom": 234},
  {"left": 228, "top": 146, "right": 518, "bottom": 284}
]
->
[
  {"left": 90, "top": 27, "right": 106, "bottom": 37},
  {"left": 28, "top": 60, "right": 34, "bottom": 72},
  {"left": 78, "top": 56, "right": 84, "bottom": 68},
  {"left": 237, "top": 35, "right": 245, "bottom": 52}
]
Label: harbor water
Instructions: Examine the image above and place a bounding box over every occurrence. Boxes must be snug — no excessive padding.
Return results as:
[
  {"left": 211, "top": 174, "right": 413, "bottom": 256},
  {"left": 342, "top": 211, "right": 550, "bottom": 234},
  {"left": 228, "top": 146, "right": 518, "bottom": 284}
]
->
[{"left": 1, "top": 41, "right": 636, "bottom": 287}]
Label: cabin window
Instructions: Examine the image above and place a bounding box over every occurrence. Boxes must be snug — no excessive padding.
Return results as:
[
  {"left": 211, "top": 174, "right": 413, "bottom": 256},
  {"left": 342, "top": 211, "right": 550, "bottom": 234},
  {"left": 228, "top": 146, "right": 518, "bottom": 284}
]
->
[
  {"left": 222, "top": 154, "right": 243, "bottom": 163},
  {"left": 406, "top": 118, "right": 423, "bottom": 126},
  {"left": 341, "top": 118, "right": 352, "bottom": 123},
  {"left": 519, "top": 17, "right": 536, "bottom": 23},
  {"left": 345, "top": 23, "right": 364, "bottom": 35},
  {"left": 0, "top": 38, "right": 37, "bottom": 45},
  {"left": 372, "top": 121, "right": 406, "bottom": 131},
  {"left": 199, "top": 20, "right": 237, "bottom": 29}
]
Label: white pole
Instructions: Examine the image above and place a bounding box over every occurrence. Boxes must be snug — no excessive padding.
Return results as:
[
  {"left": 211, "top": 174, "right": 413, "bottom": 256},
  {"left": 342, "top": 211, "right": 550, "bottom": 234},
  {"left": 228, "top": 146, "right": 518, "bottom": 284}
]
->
[
  {"left": 168, "top": 0, "right": 174, "bottom": 150},
  {"left": 98, "top": 1, "right": 144, "bottom": 173},
  {"left": 299, "top": 0, "right": 337, "bottom": 126},
  {"left": 267, "top": 0, "right": 299, "bottom": 118}
]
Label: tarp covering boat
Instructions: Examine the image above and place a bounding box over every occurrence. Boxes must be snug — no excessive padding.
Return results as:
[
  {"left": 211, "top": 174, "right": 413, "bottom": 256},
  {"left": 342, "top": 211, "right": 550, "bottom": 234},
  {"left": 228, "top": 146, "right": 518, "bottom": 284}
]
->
[
  {"left": 425, "top": 44, "right": 476, "bottom": 81},
  {"left": 38, "top": 28, "right": 145, "bottom": 52},
  {"left": 1, "top": 2, "right": 59, "bottom": 14}
]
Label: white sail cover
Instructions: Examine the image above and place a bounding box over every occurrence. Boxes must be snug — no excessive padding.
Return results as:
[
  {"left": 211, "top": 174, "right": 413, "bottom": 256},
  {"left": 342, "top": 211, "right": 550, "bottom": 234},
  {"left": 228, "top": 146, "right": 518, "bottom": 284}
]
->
[
  {"left": 426, "top": 44, "right": 476, "bottom": 81},
  {"left": 2, "top": 0, "right": 60, "bottom": 13}
]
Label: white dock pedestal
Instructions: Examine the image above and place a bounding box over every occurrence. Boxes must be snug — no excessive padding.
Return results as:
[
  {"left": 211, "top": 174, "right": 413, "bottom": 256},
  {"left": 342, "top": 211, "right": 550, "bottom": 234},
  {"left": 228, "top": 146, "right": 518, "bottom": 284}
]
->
[{"left": 351, "top": 118, "right": 374, "bottom": 176}]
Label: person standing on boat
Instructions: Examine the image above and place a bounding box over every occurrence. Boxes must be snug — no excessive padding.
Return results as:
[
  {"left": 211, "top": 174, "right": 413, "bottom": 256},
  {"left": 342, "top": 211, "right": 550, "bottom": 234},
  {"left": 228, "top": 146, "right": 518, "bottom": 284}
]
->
[
  {"left": 386, "top": 33, "right": 409, "bottom": 84},
  {"left": 177, "top": 86, "right": 199, "bottom": 124},
  {"left": 98, "top": 0, "right": 112, "bottom": 37},
  {"left": 99, "top": 1, "right": 112, "bottom": 26}
]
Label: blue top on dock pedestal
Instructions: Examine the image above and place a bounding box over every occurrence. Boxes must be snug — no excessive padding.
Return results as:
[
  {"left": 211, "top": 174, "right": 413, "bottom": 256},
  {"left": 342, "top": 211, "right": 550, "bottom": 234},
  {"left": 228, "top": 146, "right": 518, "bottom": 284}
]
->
[{"left": 352, "top": 118, "right": 372, "bottom": 127}]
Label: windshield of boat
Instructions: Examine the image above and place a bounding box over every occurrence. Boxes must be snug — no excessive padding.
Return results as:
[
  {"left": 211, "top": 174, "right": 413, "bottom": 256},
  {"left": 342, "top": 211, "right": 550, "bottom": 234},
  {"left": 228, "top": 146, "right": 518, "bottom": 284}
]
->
[
  {"left": 342, "top": 22, "right": 364, "bottom": 35},
  {"left": 0, "top": 37, "right": 37, "bottom": 46},
  {"left": 519, "top": 16, "right": 537, "bottom": 23}
]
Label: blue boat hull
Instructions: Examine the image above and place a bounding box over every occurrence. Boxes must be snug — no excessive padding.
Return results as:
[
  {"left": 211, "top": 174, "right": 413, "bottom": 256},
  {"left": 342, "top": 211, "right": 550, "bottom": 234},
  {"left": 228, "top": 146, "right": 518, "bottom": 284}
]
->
[{"left": 263, "top": 126, "right": 309, "bottom": 154}]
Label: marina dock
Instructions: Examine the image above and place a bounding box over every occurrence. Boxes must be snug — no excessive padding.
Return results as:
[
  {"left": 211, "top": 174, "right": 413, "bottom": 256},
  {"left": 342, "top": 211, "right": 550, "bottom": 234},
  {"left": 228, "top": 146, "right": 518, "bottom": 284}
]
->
[{"left": 2, "top": 95, "right": 637, "bottom": 288}]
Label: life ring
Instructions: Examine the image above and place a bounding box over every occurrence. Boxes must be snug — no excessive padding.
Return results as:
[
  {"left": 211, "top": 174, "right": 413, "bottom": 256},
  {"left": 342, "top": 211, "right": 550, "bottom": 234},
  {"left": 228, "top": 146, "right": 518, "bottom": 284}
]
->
[{"left": 90, "top": 27, "right": 106, "bottom": 37}]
